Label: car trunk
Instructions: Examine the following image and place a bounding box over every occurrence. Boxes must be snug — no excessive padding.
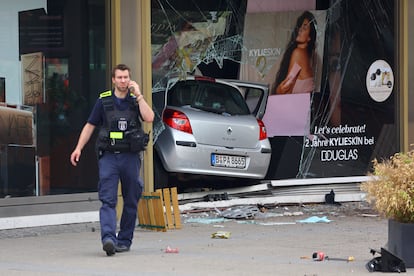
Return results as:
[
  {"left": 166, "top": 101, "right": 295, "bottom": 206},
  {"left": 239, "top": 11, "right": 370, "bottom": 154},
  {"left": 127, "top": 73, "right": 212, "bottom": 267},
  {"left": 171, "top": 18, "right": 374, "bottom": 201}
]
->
[{"left": 184, "top": 108, "right": 260, "bottom": 149}]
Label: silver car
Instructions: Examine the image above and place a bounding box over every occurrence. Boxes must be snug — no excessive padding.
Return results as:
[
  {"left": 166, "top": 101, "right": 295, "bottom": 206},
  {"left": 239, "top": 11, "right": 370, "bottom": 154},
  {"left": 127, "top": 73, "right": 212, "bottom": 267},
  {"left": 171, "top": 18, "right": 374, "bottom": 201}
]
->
[{"left": 153, "top": 76, "right": 271, "bottom": 189}]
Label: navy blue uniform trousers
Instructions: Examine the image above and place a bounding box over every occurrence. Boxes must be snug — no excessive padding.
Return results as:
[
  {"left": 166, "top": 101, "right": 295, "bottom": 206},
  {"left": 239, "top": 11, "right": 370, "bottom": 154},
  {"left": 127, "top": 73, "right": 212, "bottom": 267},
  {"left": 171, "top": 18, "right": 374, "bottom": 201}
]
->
[{"left": 98, "top": 151, "right": 143, "bottom": 248}]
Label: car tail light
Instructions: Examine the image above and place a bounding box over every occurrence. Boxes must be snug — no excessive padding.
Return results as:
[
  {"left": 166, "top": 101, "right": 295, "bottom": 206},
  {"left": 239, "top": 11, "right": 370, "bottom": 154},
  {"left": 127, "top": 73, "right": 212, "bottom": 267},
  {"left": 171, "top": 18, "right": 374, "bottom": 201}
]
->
[
  {"left": 163, "top": 108, "right": 193, "bottom": 134},
  {"left": 257, "top": 119, "right": 267, "bottom": 140}
]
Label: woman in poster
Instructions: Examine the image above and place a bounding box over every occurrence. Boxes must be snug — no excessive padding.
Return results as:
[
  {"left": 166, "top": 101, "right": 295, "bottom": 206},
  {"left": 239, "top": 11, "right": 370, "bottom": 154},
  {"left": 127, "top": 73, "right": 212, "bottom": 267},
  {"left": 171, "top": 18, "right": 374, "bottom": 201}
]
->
[{"left": 272, "top": 11, "right": 317, "bottom": 94}]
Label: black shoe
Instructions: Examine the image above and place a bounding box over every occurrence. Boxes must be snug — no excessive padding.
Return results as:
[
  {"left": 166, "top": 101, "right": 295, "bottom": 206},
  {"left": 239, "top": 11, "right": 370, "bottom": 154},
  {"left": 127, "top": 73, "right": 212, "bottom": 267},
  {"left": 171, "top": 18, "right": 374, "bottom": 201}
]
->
[
  {"left": 103, "top": 240, "right": 116, "bottom": 256},
  {"left": 115, "top": 244, "right": 130, "bottom": 253}
]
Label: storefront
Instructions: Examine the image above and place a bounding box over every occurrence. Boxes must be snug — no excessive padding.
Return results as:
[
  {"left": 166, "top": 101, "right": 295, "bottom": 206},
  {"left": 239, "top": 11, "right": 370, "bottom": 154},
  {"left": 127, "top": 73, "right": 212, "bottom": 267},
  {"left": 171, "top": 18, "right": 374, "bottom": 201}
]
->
[{"left": 0, "top": 0, "right": 413, "bottom": 226}]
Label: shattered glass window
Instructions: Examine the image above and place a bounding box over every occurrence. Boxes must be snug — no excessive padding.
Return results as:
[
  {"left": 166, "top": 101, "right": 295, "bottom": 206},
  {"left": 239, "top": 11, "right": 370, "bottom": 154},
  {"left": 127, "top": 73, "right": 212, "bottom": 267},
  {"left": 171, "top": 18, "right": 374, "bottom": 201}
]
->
[{"left": 151, "top": 0, "right": 396, "bottom": 180}]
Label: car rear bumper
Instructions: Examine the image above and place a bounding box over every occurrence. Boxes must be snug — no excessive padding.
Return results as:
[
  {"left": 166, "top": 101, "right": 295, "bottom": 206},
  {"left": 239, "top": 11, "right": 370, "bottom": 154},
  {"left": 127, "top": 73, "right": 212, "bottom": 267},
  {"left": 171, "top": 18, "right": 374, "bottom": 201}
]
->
[{"left": 157, "top": 140, "right": 272, "bottom": 179}]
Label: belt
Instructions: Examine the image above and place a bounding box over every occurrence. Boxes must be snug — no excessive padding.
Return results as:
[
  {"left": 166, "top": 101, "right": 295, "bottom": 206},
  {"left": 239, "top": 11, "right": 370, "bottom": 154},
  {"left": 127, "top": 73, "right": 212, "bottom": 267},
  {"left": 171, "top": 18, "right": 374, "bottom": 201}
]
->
[
  {"left": 106, "top": 150, "right": 128, "bottom": 154},
  {"left": 100, "top": 149, "right": 128, "bottom": 154}
]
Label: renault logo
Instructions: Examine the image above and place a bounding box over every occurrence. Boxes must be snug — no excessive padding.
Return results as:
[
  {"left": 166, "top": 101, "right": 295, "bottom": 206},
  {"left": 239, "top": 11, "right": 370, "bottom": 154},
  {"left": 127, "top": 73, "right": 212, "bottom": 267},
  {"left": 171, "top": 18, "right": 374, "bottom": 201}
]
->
[{"left": 227, "top": 126, "right": 232, "bottom": 135}]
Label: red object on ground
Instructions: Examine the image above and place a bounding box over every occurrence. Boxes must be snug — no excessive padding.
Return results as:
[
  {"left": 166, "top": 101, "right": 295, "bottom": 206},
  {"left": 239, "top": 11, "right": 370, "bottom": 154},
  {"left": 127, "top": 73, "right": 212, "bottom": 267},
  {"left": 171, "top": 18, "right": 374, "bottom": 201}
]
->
[
  {"left": 165, "top": 246, "right": 179, "bottom": 253},
  {"left": 312, "top": 251, "right": 325, "bottom": 261}
]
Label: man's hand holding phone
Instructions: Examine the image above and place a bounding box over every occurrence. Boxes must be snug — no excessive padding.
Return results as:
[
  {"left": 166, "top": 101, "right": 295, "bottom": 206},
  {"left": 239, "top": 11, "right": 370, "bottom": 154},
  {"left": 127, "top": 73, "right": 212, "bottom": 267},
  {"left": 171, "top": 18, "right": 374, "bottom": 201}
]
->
[
  {"left": 128, "top": 81, "right": 141, "bottom": 97},
  {"left": 128, "top": 81, "right": 144, "bottom": 103}
]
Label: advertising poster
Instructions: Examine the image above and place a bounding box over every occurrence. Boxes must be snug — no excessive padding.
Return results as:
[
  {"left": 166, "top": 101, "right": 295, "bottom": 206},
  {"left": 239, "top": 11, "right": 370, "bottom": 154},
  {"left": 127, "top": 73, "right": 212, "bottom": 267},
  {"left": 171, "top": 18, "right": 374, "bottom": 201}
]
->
[
  {"left": 240, "top": 1, "right": 395, "bottom": 179},
  {"left": 301, "top": 1, "right": 396, "bottom": 178},
  {"left": 21, "top": 52, "right": 43, "bottom": 105},
  {"left": 240, "top": 10, "right": 326, "bottom": 137}
]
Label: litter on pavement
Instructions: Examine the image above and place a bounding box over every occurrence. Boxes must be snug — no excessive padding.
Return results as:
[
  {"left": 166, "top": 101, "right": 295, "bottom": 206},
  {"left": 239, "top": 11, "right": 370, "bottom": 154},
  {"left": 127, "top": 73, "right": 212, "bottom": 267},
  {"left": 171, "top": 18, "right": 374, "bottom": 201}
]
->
[
  {"left": 165, "top": 246, "right": 179, "bottom": 253},
  {"left": 296, "top": 216, "right": 331, "bottom": 223},
  {"left": 211, "top": 231, "right": 231, "bottom": 239}
]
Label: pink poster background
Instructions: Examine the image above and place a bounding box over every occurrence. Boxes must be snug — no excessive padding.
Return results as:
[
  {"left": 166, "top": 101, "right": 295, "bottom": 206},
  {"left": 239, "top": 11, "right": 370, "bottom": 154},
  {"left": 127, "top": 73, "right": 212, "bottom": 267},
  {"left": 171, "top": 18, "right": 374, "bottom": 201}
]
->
[
  {"left": 262, "top": 93, "right": 310, "bottom": 137},
  {"left": 247, "top": 0, "right": 316, "bottom": 13}
]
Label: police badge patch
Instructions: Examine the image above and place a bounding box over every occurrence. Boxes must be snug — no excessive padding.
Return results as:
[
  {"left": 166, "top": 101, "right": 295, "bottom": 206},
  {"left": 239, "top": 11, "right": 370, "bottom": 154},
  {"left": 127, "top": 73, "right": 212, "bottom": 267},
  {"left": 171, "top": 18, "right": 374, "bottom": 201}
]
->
[{"left": 118, "top": 118, "right": 128, "bottom": 131}]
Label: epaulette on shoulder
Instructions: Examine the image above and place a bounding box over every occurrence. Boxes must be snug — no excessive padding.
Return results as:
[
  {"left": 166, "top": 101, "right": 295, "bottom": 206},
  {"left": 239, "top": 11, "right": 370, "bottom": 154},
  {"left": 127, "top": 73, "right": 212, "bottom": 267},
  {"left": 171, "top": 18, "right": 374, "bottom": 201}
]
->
[
  {"left": 100, "top": 90, "right": 114, "bottom": 111},
  {"left": 99, "top": 90, "right": 112, "bottom": 98}
]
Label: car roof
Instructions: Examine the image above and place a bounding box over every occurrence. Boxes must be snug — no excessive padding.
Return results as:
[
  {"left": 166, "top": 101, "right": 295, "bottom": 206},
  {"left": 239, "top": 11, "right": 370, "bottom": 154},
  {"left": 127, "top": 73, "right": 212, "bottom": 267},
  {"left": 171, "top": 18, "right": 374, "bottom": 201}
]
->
[{"left": 164, "top": 75, "right": 269, "bottom": 119}]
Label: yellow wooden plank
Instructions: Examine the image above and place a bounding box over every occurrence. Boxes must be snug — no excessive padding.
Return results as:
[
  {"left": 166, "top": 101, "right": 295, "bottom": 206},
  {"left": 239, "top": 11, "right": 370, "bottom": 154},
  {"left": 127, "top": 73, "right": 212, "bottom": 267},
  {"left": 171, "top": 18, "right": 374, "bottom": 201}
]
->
[
  {"left": 162, "top": 188, "right": 174, "bottom": 229},
  {"left": 138, "top": 194, "right": 151, "bottom": 228},
  {"left": 138, "top": 195, "right": 147, "bottom": 228},
  {"left": 137, "top": 188, "right": 181, "bottom": 231},
  {"left": 155, "top": 189, "right": 166, "bottom": 231},
  {"left": 138, "top": 192, "right": 163, "bottom": 230},
  {"left": 147, "top": 193, "right": 157, "bottom": 229},
  {"left": 171, "top": 187, "right": 182, "bottom": 229},
  {"left": 152, "top": 191, "right": 167, "bottom": 231},
  {"left": 155, "top": 189, "right": 163, "bottom": 201}
]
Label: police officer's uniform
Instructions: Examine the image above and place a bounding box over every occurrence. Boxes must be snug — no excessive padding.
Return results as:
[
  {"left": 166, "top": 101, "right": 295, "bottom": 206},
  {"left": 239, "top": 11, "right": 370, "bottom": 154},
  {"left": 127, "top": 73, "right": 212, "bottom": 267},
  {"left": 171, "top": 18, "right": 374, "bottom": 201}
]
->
[{"left": 88, "top": 90, "right": 147, "bottom": 251}]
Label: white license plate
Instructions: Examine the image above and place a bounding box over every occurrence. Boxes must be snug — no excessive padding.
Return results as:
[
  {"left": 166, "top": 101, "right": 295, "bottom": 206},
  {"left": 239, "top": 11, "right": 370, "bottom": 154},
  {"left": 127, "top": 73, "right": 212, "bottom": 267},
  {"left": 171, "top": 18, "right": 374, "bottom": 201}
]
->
[{"left": 211, "top": 154, "right": 246, "bottom": 169}]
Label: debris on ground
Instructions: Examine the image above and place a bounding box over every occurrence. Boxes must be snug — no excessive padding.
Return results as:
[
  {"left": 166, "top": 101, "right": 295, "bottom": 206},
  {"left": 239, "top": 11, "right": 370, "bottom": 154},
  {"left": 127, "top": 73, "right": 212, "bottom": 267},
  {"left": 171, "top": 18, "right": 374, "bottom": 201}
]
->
[
  {"left": 181, "top": 201, "right": 378, "bottom": 227},
  {"left": 326, "top": 256, "right": 355, "bottom": 262},
  {"left": 218, "top": 205, "right": 260, "bottom": 219},
  {"left": 296, "top": 216, "right": 331, "bottom": 223},
  {"left": 165, "top": 246, "right": 179, "bottom": 253},
  {"left": 366, "top": 248, "right": 406, "bottom": 273},
  {"left": 184, "top": 217, "right": 229, "bottom": 224},
  {"left": 306, "top": 251, "right": 355, "bottom": 262},
  {"left": 211, "top": 231, "right": 231, "bottom": 239},
  {"left": 203, "top": 193, "right": 229, "bottom": 202}
]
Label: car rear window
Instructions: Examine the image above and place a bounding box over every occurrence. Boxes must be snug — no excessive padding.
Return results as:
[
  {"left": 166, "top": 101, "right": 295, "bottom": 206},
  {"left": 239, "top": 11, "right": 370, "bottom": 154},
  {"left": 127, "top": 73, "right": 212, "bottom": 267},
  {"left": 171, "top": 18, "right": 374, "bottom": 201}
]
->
[{"left": 167, "top": 80, "right": 251, "bottom": 115}]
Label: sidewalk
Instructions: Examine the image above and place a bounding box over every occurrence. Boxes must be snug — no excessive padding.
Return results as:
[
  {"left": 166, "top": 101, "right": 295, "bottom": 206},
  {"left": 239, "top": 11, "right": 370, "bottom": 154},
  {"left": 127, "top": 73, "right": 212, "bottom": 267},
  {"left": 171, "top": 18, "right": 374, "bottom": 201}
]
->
[{"left": 0, "top": 202, "right": 411, "bottom": 276}]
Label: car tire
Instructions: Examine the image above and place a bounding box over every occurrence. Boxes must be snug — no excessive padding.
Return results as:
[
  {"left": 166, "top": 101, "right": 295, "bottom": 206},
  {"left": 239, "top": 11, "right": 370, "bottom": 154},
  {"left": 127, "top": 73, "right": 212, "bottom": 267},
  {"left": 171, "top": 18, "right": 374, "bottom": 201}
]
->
[{"left": 154, "top": 152, "right": 169, "bottom": 189}]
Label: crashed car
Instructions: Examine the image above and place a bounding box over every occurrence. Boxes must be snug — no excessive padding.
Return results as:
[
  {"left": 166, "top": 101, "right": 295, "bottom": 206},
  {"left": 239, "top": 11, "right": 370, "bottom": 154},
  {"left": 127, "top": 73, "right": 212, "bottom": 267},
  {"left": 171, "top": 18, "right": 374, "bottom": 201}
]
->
[{"left": 153, "top": 76, "right": 271, "bottom": 189}]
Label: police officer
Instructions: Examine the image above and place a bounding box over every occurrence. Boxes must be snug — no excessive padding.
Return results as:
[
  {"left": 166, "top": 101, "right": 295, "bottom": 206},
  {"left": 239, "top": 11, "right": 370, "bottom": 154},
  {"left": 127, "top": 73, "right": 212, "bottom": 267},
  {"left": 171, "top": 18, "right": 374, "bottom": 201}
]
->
[{"left": 70, "top": 64, "right": 154, "bottom": 256}]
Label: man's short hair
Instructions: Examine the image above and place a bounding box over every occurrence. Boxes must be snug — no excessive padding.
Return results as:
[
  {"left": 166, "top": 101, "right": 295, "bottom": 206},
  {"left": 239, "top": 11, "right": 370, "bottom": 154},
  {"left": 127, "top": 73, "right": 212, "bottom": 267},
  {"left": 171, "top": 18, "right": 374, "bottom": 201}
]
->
[{"left": 112, "top": 64, "right": 131, "bottom": 77}]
